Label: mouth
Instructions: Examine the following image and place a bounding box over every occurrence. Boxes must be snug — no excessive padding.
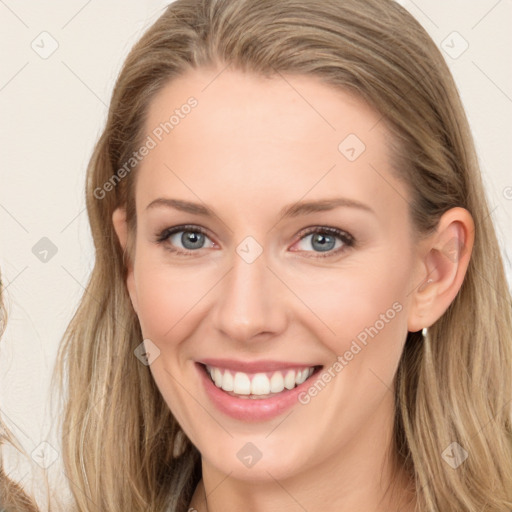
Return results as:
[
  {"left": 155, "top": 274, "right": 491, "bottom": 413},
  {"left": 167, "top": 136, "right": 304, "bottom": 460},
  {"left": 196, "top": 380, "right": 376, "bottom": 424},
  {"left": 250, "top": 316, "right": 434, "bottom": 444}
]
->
[
  {"left": 199, "top": 363, "right": 323, "bottom": 400},
  {"left": 196, "top": 359, "right": 325, "bottom": 421}
]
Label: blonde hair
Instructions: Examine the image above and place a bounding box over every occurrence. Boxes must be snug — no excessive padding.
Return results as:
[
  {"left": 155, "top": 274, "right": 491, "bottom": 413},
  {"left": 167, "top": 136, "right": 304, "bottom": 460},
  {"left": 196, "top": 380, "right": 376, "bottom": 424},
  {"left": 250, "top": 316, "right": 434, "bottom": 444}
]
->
[
  {"left": 57, "top": 0, "right": 512, "bottom": 510},
  {"left": 0, "top": 273, "right": 40, "bottom": 512},
  {"left": 0, "top": 442, "right": 39, "bottom": 512}
]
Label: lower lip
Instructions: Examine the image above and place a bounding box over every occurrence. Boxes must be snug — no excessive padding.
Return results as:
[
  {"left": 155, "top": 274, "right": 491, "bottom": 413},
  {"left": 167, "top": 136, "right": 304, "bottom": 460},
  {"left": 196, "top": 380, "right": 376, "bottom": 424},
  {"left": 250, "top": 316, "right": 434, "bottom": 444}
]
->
[{"left": 196, "top": 363, "right": 320, "bottom": 422}]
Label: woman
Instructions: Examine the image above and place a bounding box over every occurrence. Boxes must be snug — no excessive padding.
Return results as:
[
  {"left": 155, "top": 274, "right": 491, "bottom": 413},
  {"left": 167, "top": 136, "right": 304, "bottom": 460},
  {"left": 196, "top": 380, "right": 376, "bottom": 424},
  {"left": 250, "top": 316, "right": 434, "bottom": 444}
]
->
[{"left": 57, "top": 0, "right": 512, "bottom": 510}]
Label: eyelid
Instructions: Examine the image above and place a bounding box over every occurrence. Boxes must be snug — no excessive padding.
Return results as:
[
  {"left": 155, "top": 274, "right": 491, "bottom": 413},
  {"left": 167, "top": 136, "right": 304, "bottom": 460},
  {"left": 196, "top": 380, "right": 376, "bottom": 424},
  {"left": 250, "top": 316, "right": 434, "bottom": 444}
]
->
[
  {"left": 295, "top": 225, "right": 354, "bottom": 244},
  {"left": 290, "top": 226, "right": 355, "bottom": 257},
  {"left": 156, "top": 224, "right": 355, "bottom": 257},
  {"left": 156, "top": 224, "right": 217, "bottom": 255},
  {"left": 156, "top": 224, "right": 211, "bottom": 243}
]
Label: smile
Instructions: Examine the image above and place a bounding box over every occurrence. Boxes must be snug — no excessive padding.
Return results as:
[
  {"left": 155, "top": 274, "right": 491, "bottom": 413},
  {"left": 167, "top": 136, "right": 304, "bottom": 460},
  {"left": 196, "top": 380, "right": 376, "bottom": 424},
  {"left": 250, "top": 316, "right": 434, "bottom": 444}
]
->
[
  {"left": 205, "top": 365, "right": 317, "bottom": 398},
  {"left": 196, "top": 358, "right": 324, "bottom": 421}
]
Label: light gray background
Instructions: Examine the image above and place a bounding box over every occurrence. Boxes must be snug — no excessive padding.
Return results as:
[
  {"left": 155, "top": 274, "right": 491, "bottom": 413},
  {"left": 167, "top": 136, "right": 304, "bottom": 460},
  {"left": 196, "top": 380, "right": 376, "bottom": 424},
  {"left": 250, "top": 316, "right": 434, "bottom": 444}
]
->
[{"left": 1, "top": 0, "right": 511, "bottom": 508}]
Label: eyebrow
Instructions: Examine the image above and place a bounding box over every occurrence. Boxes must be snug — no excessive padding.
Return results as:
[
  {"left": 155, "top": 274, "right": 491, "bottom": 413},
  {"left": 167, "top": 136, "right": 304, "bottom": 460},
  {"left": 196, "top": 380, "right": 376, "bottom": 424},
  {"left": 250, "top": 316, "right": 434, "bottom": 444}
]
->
[{"left": 145, "top": 197, "right": 374, "bottom": 218}]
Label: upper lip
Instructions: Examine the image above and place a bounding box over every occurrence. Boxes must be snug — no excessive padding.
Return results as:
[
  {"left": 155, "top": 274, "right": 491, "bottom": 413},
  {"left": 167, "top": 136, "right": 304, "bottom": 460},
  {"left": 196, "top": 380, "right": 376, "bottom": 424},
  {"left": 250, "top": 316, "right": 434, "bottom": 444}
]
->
[{"left": 198, "top": 358, "right": 321, "bottom": 373}]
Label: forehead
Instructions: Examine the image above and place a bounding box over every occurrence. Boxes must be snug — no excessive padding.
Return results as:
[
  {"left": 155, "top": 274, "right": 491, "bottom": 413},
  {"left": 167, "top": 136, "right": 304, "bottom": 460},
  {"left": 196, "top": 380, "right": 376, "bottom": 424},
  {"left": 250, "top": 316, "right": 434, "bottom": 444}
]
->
[{"left": 135, "top": 67, "right": 408, "bottom": 223}]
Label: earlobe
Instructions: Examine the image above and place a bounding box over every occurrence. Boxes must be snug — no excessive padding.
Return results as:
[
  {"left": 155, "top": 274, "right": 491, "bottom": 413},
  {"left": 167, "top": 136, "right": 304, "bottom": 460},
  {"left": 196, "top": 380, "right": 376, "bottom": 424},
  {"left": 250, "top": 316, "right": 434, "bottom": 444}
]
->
[{"left": 407, "top": 207, "right": 474, "bottom": 333}]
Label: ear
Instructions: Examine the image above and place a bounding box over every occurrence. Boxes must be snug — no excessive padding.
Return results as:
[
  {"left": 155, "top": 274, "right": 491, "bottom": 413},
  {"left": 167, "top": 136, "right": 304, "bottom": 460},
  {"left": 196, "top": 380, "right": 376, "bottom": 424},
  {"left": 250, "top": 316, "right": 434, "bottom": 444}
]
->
[
  {"left": 112, "top": 207, "right": 139, "bottom": 314},
  {"left": 407, "top": 207, "right": 475, "bottom": 333}
]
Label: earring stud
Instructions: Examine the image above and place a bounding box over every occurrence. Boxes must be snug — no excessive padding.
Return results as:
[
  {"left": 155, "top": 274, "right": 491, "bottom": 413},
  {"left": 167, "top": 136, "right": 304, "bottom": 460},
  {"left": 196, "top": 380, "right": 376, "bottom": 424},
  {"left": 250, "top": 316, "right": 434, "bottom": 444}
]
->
[{"left": 422, "top": 327, "right": 428, "bottom": 338}]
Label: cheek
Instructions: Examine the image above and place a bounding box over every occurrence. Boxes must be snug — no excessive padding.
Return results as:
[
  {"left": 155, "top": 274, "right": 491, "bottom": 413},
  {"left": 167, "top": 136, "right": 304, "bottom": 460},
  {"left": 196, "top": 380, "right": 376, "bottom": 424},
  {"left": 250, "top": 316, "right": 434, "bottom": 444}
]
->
[
  {"left": 133, "top": 237, "right": 414, "bottom": 369},
  {"left": 132, "top": 250, "right": 219, "bottom": 343},
  {"left": 289, "top": 257, "right": 412, "bottom": 367}
]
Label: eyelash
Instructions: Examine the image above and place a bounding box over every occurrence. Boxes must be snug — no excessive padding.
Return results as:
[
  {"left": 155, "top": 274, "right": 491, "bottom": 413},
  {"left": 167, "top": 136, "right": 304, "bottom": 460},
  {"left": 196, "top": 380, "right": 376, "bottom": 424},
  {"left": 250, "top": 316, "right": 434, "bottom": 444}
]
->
[{"left": 155, "top": 224, "right": 355, "bottom": 258}]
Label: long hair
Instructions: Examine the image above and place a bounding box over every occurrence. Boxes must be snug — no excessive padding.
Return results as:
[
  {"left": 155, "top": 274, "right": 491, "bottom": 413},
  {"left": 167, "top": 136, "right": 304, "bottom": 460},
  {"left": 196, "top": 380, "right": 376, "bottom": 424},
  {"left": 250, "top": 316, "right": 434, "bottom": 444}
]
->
[
  {"left": 57, "top": 1, "right": 512, "bottom": 510},
  {"left": 0, "top": 272, "right": 40, "bottom": 512},
  {"left": 0, "top": 439, "right": 39, "bottom": 512}
]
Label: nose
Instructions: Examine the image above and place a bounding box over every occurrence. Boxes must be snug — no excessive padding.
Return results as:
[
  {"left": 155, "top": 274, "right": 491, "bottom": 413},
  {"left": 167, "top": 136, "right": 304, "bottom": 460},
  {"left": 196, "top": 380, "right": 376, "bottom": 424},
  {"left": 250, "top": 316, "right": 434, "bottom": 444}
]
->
[{"left": 212, "top": 247, "right": 288, "bottom": 344}]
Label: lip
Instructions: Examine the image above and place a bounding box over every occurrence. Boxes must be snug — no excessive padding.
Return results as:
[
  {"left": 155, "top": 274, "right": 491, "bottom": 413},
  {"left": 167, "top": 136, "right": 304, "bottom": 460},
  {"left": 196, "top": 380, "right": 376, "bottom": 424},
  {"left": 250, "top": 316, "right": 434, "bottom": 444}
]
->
[{"left": 196, "top": 361, "right": 322, "bottom": 422}]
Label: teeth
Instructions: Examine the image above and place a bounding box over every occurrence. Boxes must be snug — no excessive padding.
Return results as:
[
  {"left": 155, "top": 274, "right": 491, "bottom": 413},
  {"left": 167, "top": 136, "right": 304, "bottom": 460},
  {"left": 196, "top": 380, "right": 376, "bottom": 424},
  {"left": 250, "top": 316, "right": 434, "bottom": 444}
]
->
[
  {"left": 205, "top": 365, "right": 315, "bottom": 397},
  {"left": 296, "top": 369, "right": 308, "bottom": 385},
  {"left": 222, "top": 370, "right": 234, "bottom": 391},
  {"left": 251, "top": 373, "right": 270, "bottom": 395},
  {"left": 284, "top": 370, "right": 296, "bottom": 390},
  {"left": 213, "top": 367, "right": 223, "bottom": 387},
  {"left": 269, "top": 372, "right": 284, "bottom": 393},
  {"left": 233, "top": 372, "right": 251, "bottom": 395}
]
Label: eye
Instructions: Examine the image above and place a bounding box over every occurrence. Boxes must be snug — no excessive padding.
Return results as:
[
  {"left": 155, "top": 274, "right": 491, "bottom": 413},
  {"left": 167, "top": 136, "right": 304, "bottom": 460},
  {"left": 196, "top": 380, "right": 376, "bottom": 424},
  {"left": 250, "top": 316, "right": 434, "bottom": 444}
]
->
[
  {"left": 156, "top": 224, "right": 216, "bottom": 255},
  {"left": 155, "top": 224, "right": 355, "bottom": 258},
  {"left": 291, "top": 226, "right": 354, "bottom": 257}
]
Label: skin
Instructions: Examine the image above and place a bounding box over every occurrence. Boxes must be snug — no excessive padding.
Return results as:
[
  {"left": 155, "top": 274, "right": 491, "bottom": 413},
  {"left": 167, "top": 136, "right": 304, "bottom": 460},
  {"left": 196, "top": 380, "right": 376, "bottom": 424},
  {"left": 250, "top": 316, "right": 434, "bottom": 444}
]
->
[{"left": 113, "top": 67, "right": 474, "bottom": 512}]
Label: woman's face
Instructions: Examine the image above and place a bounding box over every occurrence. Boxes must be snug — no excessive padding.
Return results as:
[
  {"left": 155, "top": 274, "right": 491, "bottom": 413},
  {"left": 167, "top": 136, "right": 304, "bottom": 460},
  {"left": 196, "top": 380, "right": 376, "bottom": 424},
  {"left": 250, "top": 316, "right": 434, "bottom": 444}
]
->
[{"left": 117, "top": 68, "right": 428, "bottom": 481}]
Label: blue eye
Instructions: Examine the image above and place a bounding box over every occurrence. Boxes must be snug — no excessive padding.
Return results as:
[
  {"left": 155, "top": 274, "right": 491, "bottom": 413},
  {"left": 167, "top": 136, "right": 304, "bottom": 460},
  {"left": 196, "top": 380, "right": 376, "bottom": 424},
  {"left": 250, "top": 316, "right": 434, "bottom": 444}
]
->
[
  {"left": 156, "top": 225, "right": 354, "bottom": 258},
  {"left": 292, "top": 227, "right": 354, "bottom": 257},
  {"left": 156, "top": 225, "right": 215, "bottom": 254}
]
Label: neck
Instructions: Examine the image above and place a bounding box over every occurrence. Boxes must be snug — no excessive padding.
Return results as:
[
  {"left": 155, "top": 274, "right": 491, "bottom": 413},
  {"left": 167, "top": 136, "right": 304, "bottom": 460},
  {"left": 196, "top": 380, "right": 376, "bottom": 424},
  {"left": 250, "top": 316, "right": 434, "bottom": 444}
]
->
[
  {"left": 190, "top": 464, "right": 415, "bottom": 512},
  {"left": 189, "top": 397, "right": 416, "bottom": 512}
]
